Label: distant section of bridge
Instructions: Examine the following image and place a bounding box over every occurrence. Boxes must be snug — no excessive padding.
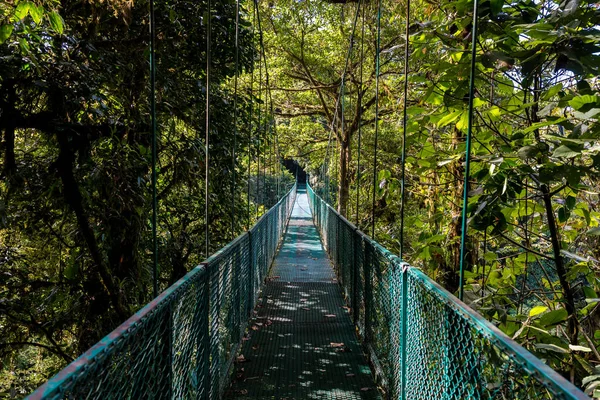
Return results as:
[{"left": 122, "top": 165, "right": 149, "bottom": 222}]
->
[
  {"left": 225, "top": 184, "right": 380, "bottom": 399},
  {"left": 28, "top": 183, "right": 588, "bottom": 400}
]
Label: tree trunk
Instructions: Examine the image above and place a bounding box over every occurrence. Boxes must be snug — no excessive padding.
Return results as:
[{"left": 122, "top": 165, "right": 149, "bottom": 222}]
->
[{"left": 337, "top": 139, "right": 350, "bottom": 217}]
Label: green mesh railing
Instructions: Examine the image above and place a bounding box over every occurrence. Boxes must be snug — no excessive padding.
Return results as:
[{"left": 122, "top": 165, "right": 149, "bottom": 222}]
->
[
  {"left": 307, "top": 183, "right": 588, "bottom": 400},
  {"left": 28, "top": 185, "right": 297, "bottom": 400}
]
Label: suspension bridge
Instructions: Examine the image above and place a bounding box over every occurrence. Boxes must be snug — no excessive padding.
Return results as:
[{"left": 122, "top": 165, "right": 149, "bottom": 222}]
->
[
  {"left": 18, "top": 0, "right": 592, "bottom": 397},
  {"left": 26, "top": 181, "right": 587, "bottom": 399}
]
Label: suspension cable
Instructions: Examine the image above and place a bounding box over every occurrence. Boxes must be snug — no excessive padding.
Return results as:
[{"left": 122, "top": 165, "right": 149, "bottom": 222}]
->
[
  {"left": 399, "top": 0, "right": 410, "bottom": 260},
  {"left": 205, "top": 0, "right": 211, "bottom": 257},
  {"left": 371, "top": 0, "right": 381, "bottom": 240},
  {"left": 231, "top": 0, "right": 240, "bottom": 241},
  {"left": 458, "top": 0, "right": 479, "bottom": 301},
  {"left": 355, "top": 2, "right": 365, "bottom": 228},
  {"left": 255, "top": 0, "right": 275, "bottom": 208},
  {"left": 149, "top": 0, "right": 158, "bottom": 298},
  {"left": 256, "top": 30, "right": 262, "bottom": 219},
  {"left": 247, "top": 7, "right": 256, "bottom": 230}
]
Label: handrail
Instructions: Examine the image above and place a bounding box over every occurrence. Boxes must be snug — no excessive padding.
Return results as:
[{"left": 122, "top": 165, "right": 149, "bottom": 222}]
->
[
  {"left": 306, "top": 182, "right": 588, "bottom": 400},
  {"left": 28, "top": 184, "right": 297, "bottom": 400}
]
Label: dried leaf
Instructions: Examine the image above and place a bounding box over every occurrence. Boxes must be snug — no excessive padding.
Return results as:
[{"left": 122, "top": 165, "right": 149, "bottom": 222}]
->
[
  {"left": 346, "top": 373, "right": 356, "bottom": 377},
  {"left": 360, "top": 387, "right": 371, "bottom": 392},
  {"left": 325, "top": 314, "right": 336, "bottom": 318},
  {"left": 330, "top": 342, "right": 345, "bottom": 348},
  {"left": 236, "top": 355, "right": 248, "bottom": 363}
]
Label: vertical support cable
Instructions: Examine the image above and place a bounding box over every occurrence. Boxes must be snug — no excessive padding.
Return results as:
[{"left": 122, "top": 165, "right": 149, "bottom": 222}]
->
[
  {"left": 205, "top": 0, "right": 211, "bottom": 257},
  {"left": 399, "top": 0, "right": 410, "bottom": 260},
  {"left": 458, "top": 0, "right": 479, "bottom": 301},
  {"left": 149, "top": 0, "right": 158, "bottom": 298},
  {"left": 248, "top": 9, "right": 256, "bottom": 230},
  {"left": 231, "top": 0, "right": 240, "bottom": 241},
  {"left": 355, "top": 2, "right": 365, "bottom": 228},
  {"left": 256, "top": 30, "right": 262, "bottom": 219},
  {"left": 371, "top": 0, "right": 381, "bottom": 240}
]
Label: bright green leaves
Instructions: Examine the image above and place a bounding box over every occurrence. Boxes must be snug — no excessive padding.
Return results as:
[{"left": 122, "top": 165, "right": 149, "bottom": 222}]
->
[
  {"left": 0, "top": 24, "right": 13, "bottom": 44},
  {"left": 0, "top": 1, "right": 63, "bottom": 45},
  {"left": 529, "top": 305, "right": 548, "bottom": 317},
  {"left": 48, "top": 11, "right": 63, "bottom": 34}
]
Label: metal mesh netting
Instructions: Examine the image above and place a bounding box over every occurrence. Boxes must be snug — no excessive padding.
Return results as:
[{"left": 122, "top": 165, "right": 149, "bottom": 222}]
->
[
  {"left": 28, "top": 185, "right": 297, "bottom": 400},
  {"left": 306, "top": 184, "right": 588, "bottom": 400}
]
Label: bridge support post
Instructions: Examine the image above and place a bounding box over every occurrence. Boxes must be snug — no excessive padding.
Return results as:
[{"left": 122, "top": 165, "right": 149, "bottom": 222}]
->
[
  {"left": 352, "top": 228, "right": 360, "bottom": 325},
  {"left": 247, "top": 230, "right": 255, "bottom": 318},
  {"left": 400, "top": 264, "right": 408, "bottom": 400},
  {"left": 364, "top": 243, "right": 373, "bottom": 346},
  {"left": 196, "top": 264, "right": 211, "bottom": 400}
]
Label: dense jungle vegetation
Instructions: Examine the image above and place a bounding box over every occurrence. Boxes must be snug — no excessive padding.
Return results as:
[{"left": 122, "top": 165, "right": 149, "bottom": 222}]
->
[
  {"left": 1, "top": 0, "right": 600, "bottom": 397},
  {"left": 0, "top": 0, "right": 295, "bottom": 395},
  {"left": 263, "top": 0, "right": 600, "bottom": 396}
]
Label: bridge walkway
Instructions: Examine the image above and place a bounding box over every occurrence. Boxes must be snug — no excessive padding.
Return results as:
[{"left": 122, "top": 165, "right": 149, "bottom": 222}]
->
[{"left": 225, "top": 186, "right": 380, "bottom": 399}]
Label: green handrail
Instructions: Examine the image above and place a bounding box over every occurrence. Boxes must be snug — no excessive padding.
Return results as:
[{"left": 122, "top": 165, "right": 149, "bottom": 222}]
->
[
  {"left": 27, "top": 185, "right": 297, "bottom": 400},
  {"left": 306, "top": 182, "right": 588, "bottom": 400}
]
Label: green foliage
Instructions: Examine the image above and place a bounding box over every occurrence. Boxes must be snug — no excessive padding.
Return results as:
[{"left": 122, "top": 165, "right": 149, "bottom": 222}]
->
[
  {"left": 0, "top": 0, "right": 291, "bottom": 395},
  {"left": 263, "top": 0, "right": 600, "bottom": 390}
]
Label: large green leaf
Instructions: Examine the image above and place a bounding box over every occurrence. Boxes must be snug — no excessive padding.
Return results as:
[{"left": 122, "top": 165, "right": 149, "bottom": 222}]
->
[
  {"left": 539, "top": 308, "right": 568, "bottom": 327},
  {"left": 49, "top": 11, "right": 64, "bottom": 34},
  {"left": 0, "top": 25, "right": 13, "bottom": 44}
]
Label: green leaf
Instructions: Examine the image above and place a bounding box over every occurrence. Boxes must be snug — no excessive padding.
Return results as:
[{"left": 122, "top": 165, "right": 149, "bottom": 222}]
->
[
  {"left": 28, "top": 4, "right": 43, "bottom": 24},
  {"left": 523, "top": 118, "right": 566, "bottom": 134},
  {"left": 15, "top": 1, "right": 32, "bottom": 20},
  {"left": 586, "top": 227, "right": 600, "bottom": 236},
  {"left": 529, "top": 305, "right": 548, "bottom": 317},
  {"left": 542, "top": 83, "right": 563, "bottom": 101},
  {"left": 49, "top": 11, "right": 64, "bottom": 34},
  {"left": 535, "top": 343, "right": 568, "bottom": 353},
  {"left": 437, "top": 110, "right": 461, "bottom": 127},
  {"left": 569, "top": 95, "right": 600, "bottom": 111},
  {"left": 0, "top": 25, "right": 13, "bottom": 44},
  {"left": 539, "top": 308, "right": 567, "bottom": 327},
  {"left": 553, "top": 145, "right": 581, "bottom": 158}
]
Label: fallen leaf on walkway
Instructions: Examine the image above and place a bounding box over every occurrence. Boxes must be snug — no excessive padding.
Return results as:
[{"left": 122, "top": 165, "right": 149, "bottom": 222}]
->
[
  {"left": 360, "top": 387, "right": 371, "bottom": 392},
  {"left": 346, "top": 373, "right": 356, "bottom": 377},
  {"left": 236, "top": 355, "right": 249, "bottom": 363},
  {"left": 336, "top": 346, "right": 351, "bottom": 353},
  {"left": 245, "top": 376, "right": 259, "bottom": 381},
  {"left": 342, "top": 306, "right": 351, "bottom": 312},
  {"left": 324, "top": 314, "right": 336, "bottom": 318},
  {"left": 301, "top": 307, "right": 310, "bottom": 311},
  {"left": 299, "top": 298, "right": 308, "bottom": 302},
  {"left": 251, "top": 325, "right": 260, "bottom": 331},
  {"left": 330, "top": 342, "right": 345, "bottom": 348},
  {"left": 278, "top": 334, "right": 285, "bottom": 338},
  {"left": 265, "top": 319, "right": 273, "bottom": 326}
]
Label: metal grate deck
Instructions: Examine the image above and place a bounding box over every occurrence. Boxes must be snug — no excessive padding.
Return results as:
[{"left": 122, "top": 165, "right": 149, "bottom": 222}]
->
[{"left": 225, "top": 188, "right": 380, "bottom": 399}]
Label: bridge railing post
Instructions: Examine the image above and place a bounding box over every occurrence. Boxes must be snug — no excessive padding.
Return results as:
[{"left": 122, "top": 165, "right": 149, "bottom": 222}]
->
[{"left": 200, "top": 267, "right": 211, "bottom": 400}]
